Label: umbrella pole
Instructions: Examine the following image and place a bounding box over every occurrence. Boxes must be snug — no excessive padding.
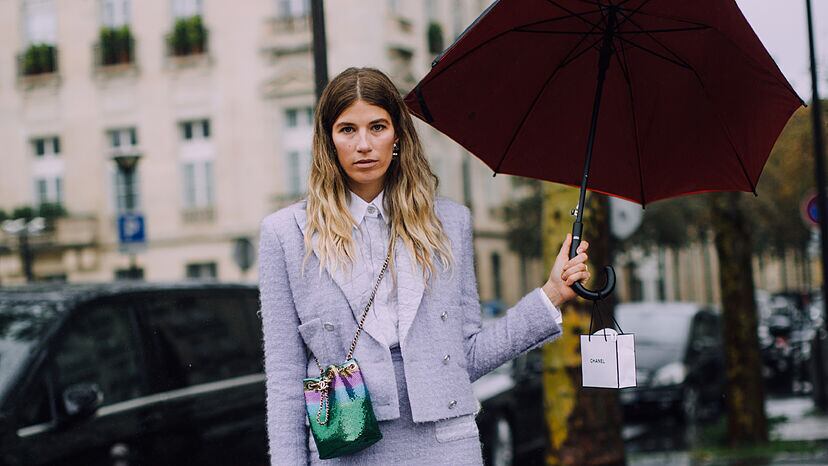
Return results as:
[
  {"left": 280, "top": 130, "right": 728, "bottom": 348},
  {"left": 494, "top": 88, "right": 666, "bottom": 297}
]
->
[{"left": 569, "top": 7, "right": 618, "bottom": 301}]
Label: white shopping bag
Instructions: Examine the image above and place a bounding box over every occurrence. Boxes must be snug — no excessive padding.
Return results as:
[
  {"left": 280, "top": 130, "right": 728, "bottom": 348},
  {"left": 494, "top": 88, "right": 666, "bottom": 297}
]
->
[{"left": 580, "top": 328, "right": 636, "bottom": 388}]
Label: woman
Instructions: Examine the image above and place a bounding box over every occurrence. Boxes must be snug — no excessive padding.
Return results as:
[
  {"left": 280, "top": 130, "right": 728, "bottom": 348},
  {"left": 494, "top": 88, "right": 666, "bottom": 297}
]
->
[{"left": 258, "top": 67, "right": 590, "bottom": 465}]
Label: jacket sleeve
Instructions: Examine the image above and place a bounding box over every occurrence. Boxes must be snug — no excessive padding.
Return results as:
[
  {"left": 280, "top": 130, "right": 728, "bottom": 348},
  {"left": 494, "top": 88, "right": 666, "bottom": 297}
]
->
[
  {"left": 258, "top": 218, "right": 309, "bottom": 465},
  {"left": 458, "top": 208, "right": 563, "bottom": 382}
]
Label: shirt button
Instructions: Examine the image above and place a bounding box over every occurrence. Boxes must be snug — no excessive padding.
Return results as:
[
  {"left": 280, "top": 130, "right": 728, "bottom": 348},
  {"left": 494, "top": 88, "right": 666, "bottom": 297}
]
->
[
  {"left": 448, "top": 400, "right": 457, "bottom": 409},
  {"left": 443, "top": 354, "right": 451, "bottom": 365},
  {"left": 323, "top": 322, "right": 335, "bottom": 331},
  {"left": 367, "top": 206, "right": 377, "bottom": 214},
  {"left": 440, "top": 311, "right": 448, "bottom": 321}
]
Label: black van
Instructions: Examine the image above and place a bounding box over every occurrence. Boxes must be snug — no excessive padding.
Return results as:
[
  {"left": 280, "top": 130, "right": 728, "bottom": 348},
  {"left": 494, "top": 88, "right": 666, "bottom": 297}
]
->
[{"left": 0, "top": 282, "right": 267, "bottom": 466}]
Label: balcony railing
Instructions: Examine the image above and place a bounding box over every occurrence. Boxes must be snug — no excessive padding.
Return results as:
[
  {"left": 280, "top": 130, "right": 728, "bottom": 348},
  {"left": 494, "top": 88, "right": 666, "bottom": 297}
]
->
[{"left": 17, "top": 44, "right": 58, "bottom": 77}]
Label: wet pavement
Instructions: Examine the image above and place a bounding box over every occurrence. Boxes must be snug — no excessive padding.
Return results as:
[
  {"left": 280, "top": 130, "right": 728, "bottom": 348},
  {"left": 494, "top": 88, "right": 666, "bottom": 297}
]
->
[{"left": 625, "top": 396, "right": 828, "bottom": 466}]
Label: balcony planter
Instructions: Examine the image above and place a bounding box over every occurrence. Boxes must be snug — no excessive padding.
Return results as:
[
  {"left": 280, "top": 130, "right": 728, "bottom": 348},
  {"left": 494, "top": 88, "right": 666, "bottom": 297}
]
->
[
  {"left": 427, "top": 22, "right": 444, "bottom": 55},
  {"left": 169, "top": 16, "right": 207, "bottom": 56},
  {"left": 20, "top": 44, "right": 58, "bottom": 76},
  {"left": 99, "top": 26, "right": 134, "bottom": 66}
]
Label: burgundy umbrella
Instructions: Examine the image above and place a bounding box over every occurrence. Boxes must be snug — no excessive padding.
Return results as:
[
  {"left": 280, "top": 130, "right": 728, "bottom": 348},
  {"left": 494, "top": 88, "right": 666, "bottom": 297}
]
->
[{"left": 405, "top": 0, "right": 803, "bottom": 301}]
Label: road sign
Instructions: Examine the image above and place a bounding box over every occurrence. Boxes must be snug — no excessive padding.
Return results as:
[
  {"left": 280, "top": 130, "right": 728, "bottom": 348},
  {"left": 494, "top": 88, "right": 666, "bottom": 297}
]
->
[
  {"left": 610, "top": 197, "right": 643, "bottom": 239},
  {"left": 802, "top": 192, "right": 820, "bottom": 226},
  {"left": 118, "top": 212, "right": 146, "bottom": 253}
]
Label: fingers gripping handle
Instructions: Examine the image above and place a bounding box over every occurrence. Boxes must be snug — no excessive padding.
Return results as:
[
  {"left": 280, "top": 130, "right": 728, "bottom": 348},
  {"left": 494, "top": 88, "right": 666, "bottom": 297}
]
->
[{"left": 568, "top": 222, "right": 616, "bottom": 301}]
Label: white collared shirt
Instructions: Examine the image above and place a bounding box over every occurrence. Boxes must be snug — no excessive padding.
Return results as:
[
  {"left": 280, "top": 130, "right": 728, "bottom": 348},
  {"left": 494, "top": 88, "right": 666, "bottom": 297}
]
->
[
  {"left": 346, "top": 190, "right": 561, "bottom": 349},
  {"left": 348, "top": 190, "right": 400, "bottom": 347}
]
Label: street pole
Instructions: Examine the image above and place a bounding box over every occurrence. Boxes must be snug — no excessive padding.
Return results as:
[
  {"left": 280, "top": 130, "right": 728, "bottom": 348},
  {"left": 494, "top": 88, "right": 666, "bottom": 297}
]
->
[
  {"left": 805, "top": 0, "right": 828, "bottom": 410},
  {"left": 19, "top": 229, "right": 34, "bottom": 283},
  {"left": 310, "top": 0, "right": 328, "bottom": 102}
]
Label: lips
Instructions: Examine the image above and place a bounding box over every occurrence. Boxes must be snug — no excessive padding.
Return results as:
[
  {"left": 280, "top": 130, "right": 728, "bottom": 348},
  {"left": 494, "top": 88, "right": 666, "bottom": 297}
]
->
[{"left": 354, "top": 159, "right": 379, "bottom": 166}]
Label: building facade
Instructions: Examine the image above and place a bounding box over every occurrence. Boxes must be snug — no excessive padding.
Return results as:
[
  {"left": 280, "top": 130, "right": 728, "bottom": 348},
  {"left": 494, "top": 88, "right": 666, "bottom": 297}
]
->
[{"left": 0, "top": 0, "right": 545, "bottom": 306}]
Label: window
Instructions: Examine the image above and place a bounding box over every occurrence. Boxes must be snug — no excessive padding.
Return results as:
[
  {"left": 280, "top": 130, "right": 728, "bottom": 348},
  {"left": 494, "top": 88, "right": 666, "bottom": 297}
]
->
[
  {"left": 182, "top": 160, "right": 214, "bottom": 208},
  {"left": 179, "top": 119, "right": 214, "bottom": 210},
  {"left": 32, "top": 136, "right": 59, "bottom": 158},
  {"left": 172, "top": 0, "right": 202, "bottom": 18},
  {"left": 24, "top": 0, "right": 57, "bottom": 44},
  {"left": 186, "top": 262, "right": 217, "bottom": 279},
  {"left": 114, "top": 267, "right": 144, "bottom": 280},
  {"left": 284, "top": 107, "right": 312, "bottom": 129},
  {"left": 282, "top": 106, "right": 313, "bottom": 196},
  {"left": 287, "top": 150, "right": 311, "bottom": 196},
  {"left": 143, "top": 293, "right": 263, "bottom": 391},
  {"left": 108, "top": 127, "right": 138, "bottom": 149},
  {"left": 180, "top": 119, "right": 210, "bottom": 140},
  {"left": 278, "top": 0, "right": 309, "bottom": 18},
  {"left": 52, "top": 301, "right": 146, "bottom": 412},
  {"left": 113, "top": 169, "right": 140, "bottom": 211},
  {"left": 16, "top": 371, "right": 52, "bottom": 427},
  {"left": 101, "top": 0, "right": 131, "bottom": 27},
  {"left": 30, "top": 136, "right": 63, "bottom": 206}
]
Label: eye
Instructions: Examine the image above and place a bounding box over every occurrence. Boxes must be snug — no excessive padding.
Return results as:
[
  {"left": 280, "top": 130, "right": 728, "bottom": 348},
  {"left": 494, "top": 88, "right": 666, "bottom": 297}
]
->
[
  {"left": 339, "top": 126, "right": 355, "bottom": 134},
  {"left": 371, "top": 124, "right": 386, "bottom": 132}
]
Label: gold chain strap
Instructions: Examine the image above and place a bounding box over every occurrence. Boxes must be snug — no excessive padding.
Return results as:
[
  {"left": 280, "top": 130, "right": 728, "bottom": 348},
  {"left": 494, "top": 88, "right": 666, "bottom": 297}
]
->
[
  {"left": 312, "top": 238, "right": 394, "bottom": 375},
  {"left": 308, "top": 240, "right": 393, "bottom": 426}
]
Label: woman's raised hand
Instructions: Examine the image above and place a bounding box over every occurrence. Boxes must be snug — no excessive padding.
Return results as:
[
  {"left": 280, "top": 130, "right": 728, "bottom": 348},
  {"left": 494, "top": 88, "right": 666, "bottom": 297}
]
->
[{"left": 542, "top": 234, "right": 591, "bottom": 307}]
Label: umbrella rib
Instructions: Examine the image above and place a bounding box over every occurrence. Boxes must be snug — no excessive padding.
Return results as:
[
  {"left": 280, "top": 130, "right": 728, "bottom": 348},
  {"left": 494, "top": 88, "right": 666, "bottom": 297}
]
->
[
  {"left": 493, "top": 32, "right": 606, "bottom": 174},
  {"left": 543, "top": 0, "right": 604, "bottom": 30},
  {"left": 614, "top": 8, "right": 696, "bottom": 69},
  {"left": 617, "top": 26, "right": 709, "bottom": 34},
  {"left": 614, "top": 38, "right": 647, "bottom": 207},
  {"left": 516, "top": 26, "right": 708, "bottom": 35},
  {"left": 618, "top": 11, "right": 759, "bottom": 194},
  {"left": 613, "top": 35, "right": 691, "bottom": 70},
  {"left": 423, "top": 11, "right": 601, "bottom": 86},
  {"left": 615, "top": 3, "right": 711, "bottom": 30}
]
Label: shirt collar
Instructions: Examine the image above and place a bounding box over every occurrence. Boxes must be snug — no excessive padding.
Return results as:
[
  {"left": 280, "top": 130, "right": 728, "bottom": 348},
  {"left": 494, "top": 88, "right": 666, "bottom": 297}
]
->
[{"left": 348, "top": 190, "right": 391, "bottom": 225}]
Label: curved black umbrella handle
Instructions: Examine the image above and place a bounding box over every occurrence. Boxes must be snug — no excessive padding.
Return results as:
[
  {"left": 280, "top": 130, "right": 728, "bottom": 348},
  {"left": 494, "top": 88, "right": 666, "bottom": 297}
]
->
[{"left": 568, "top": 223, "right": 616, "bottom": 301}]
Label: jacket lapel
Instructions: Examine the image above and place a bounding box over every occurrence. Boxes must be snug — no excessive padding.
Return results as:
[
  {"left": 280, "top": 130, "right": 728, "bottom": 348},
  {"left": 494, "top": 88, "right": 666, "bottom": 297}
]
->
[
  {"left": 294, "top": 202, "right": 387, "bottom": 346},
  {"left": 395, "top": 238, "right": 425, "bottom": 346}
]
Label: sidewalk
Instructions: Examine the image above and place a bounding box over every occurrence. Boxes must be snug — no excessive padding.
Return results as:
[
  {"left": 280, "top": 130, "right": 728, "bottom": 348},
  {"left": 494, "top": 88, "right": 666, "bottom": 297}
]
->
[{"left": 627, "top": 396, "right": 828, "bottom": 466}]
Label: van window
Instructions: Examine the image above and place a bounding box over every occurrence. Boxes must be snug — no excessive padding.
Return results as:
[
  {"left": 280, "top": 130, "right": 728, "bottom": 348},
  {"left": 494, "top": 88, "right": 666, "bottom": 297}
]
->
[
  {"left": 143, "top": 292, "right": 262, "bottom": 391},
  {"left": 53, "top": 301, "right": 146, "bottom": 410},
  {"left": 16, "top": 371, "right": 52, "bottom": 427}
]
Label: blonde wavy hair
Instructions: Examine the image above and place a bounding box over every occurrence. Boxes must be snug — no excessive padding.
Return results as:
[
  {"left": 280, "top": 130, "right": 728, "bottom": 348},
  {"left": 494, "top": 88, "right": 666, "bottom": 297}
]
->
[{"left": 303, "top": 67, "right": 453, "bottom": 284}]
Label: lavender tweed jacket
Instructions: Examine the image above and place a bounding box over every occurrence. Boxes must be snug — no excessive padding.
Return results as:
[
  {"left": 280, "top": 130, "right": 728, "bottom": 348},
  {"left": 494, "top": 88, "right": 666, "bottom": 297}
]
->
[{"left": 258, "top": 196, "right": 563, "bottom": 464}]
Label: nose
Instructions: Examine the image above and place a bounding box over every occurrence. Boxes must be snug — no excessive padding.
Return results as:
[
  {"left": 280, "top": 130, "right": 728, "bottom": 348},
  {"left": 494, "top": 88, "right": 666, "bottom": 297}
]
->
[{"left": 356, "top": 130, "right": 371, "bottom": 153}]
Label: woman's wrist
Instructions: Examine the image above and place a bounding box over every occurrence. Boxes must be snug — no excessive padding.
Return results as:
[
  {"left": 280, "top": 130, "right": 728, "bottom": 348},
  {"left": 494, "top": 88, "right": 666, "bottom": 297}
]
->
[{"left": 542, "top": 282, "right": 564, "bottom": 308}]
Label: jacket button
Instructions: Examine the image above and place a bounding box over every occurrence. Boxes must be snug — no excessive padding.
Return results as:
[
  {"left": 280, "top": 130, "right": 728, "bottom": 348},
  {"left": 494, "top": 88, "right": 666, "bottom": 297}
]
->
[
  {"left": 442, "top": 354, "right": 451, "bottom": 365},
  {"left": 440, "top": 311, "right": 448, "bottom": 321},
  {"left": 323, "top": 322, "right": 335, "bottom": 331},
  {"left": 448, "top": 400, "right": 457, "bottom": 409}
]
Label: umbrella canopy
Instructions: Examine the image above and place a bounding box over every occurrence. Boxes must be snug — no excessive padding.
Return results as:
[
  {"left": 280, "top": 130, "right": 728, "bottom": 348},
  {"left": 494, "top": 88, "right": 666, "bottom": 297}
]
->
[{"left": 405, "top": 0, "right": 803, "bottom": 206}]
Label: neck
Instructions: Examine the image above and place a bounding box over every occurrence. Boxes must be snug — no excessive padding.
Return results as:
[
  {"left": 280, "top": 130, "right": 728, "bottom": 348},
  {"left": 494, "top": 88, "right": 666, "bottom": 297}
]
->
[{"left": 351, "top": 184, "right": 383, "bottom": 203}]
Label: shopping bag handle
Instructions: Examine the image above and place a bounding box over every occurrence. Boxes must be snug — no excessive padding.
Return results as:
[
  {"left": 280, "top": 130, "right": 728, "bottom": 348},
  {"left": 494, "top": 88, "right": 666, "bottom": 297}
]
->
[{"left": 587, "top": 301, "right": 625, "bottom": 341}]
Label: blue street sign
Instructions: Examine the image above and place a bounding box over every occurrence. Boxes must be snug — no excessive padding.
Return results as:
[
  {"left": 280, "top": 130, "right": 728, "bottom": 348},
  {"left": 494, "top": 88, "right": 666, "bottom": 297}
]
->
[
  {"left": 118, "top": 212, "right": 146, "bottom": 252},
  {"left": 802, "top": 193, "right": 820, "bottom": 226}
]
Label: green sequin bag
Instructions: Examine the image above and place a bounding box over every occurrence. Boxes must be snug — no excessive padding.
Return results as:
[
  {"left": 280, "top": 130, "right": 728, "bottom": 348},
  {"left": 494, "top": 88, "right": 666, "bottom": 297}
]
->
[{"left": 302, "top": 243, "right": 392, "bottom": 459}]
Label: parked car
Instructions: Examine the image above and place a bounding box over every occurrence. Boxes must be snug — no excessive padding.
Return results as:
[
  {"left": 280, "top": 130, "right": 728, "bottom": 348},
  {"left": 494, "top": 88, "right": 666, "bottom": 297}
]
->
[
  {"left": 474, "top": 348, "right": 547, "bottom": 466},
  {"left": 0, "top": 282, "right": 267, "bottom": 466},
  {"left": 616, "top": 302, "right": 725, "bottom": 423}
]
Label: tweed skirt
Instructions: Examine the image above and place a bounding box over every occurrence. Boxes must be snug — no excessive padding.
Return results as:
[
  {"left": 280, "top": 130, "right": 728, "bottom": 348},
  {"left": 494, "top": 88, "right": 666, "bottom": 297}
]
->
[{"left": 308, "top": 347, "right": 484, "bottom": 465}]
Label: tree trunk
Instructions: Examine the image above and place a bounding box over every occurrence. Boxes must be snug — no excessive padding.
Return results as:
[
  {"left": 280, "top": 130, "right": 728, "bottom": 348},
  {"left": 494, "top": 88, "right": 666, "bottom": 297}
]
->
[
  {"left": 672, "top": 247, "right": 681, "bottom": 300},
  {"left": 710, "top": 192, "right": 768, "bottom": 446},
  {"left": 542, "top": 184, "right": 625, "bottom": 466}
]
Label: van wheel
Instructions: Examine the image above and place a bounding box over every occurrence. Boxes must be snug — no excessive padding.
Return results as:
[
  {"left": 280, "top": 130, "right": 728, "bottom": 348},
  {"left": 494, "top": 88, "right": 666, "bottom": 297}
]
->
[{"left": 489, "top": 417, "right": 514, "bottom": 466}]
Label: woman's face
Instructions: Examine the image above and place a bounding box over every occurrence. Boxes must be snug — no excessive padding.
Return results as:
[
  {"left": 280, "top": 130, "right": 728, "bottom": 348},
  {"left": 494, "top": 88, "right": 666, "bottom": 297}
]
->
[{"left": 331, "top": 100, "right": 397, "bottom": 201}]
